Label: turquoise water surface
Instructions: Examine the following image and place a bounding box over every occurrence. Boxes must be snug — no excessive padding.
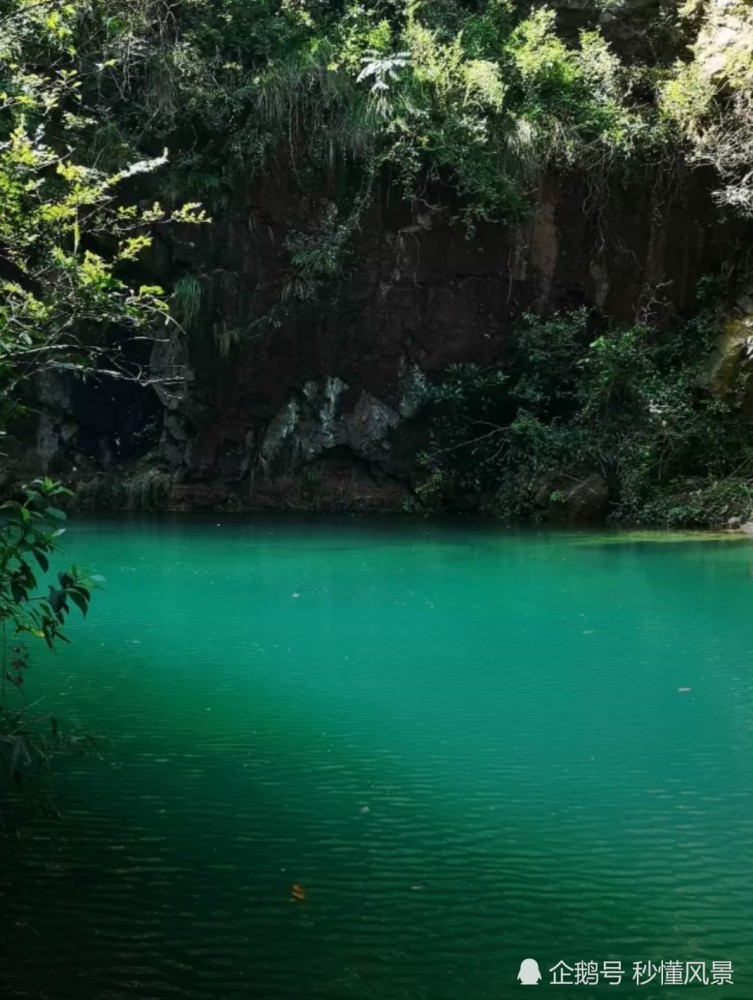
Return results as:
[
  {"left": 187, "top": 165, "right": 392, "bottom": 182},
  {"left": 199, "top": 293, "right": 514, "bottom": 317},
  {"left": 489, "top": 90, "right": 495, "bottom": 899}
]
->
[{"left": 1, "top": 516, "right": 752, "bottom": 999}]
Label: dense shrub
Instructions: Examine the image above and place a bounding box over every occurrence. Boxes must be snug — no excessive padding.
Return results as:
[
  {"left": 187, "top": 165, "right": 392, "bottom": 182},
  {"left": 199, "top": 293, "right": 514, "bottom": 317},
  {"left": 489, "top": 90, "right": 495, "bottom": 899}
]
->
[
  {"left": 414, "top": 301, "right": 753, "bottom": 527},
  {"left": 3, "top": 0, "right": 749, "bottom": 311},
  {"left": 9, "top": 0, "right": 703, "bottom": 222}
]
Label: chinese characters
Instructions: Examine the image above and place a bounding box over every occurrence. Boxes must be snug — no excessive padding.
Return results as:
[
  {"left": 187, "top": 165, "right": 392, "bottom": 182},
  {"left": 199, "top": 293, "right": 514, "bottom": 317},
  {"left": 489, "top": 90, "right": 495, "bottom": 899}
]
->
[{"left": 543, "top": 960, "right": 734, "bottom": 987}]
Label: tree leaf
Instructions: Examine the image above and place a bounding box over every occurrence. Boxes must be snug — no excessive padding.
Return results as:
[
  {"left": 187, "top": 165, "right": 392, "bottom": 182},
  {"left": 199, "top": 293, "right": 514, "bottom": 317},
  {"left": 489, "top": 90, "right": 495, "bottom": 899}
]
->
[
  {"left": 33, "top": 549, "right": 49, "bottom": 573},
  {"left": 67, "top": 588, "right": 88, "bottom": 616}
]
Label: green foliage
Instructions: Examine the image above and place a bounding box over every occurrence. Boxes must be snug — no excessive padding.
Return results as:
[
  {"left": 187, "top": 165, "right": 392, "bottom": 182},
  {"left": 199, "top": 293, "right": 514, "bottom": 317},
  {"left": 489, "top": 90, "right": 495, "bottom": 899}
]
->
[
  {"left": 0, "top": 700, "right": 97, "bottom": 817},
  {"left": 1, "top": 0, "right": 749, "bottom": 324},
  {"left": 172, "top": 275, "right": 205, "bottom": 330},
  {"left": 659, "top": 0, "right": 753, "bottom": 213},
  {"left": 0, "top": 0, "right": 206, "bottom": 810},
  {"left": 357, "top": 49, "right": 410, "bottom": 117},
  {"left": 640, "top": 476, "right": 753, "bottom": 528},
  {"left": 284, "top": 214, "right": 355, "bottom": 301},
  {"left": 38, "top": 0, "right": 681, "bottom": 236},
  {"left": 415, "top": 303, "right": 753, "bottom": 527},
  {"left": 0, "top": 3, "right": 208, "bottom": 402},
  {"left": 511, "top": 306, "right": 591, "bottom": 417},
  {"left": 2, "top": 0, "right": 746, "bottom": 327},
  {"left": 412, "top": 363, "right": 510, "bottom": 505},
  {"left": 0, "top": 480, "right": 92, "bottom": 648},
  {"left": 0, "top": 479, "right": 98, "bottom": 801}
]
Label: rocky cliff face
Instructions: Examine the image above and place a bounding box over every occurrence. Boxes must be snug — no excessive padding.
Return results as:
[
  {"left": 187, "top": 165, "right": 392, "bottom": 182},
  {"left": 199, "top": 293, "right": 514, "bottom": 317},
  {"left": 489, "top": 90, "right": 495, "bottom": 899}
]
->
[{"left": 7, "top": 161, "right": 736, "bottom": 511}]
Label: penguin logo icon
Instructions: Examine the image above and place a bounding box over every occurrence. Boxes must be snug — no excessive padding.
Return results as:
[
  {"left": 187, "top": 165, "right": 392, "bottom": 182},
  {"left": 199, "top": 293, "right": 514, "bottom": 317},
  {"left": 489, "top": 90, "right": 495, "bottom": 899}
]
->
[{"left": 518, "top": 958, "right": 542, "bottom": 985}]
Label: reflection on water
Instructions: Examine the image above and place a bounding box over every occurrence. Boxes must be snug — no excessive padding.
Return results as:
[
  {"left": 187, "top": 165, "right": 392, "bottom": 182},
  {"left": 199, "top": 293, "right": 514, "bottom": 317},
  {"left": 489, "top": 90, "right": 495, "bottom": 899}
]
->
[{"left": 1, "top": 516, "right": 752, "bottom": 999}]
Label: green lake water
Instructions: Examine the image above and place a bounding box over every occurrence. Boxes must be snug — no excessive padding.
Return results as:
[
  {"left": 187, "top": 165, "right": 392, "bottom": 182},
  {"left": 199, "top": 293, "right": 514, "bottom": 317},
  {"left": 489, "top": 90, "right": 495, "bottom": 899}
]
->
[{"left": 2, "top": 516, "right": 753, "bottom": 999}]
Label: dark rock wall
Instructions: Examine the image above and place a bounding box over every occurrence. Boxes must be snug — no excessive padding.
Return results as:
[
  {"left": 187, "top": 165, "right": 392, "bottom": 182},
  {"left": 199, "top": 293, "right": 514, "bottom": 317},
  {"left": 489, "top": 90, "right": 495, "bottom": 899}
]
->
[{"left": 8, "top": 162, "right": 739, "bottom": 510}]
